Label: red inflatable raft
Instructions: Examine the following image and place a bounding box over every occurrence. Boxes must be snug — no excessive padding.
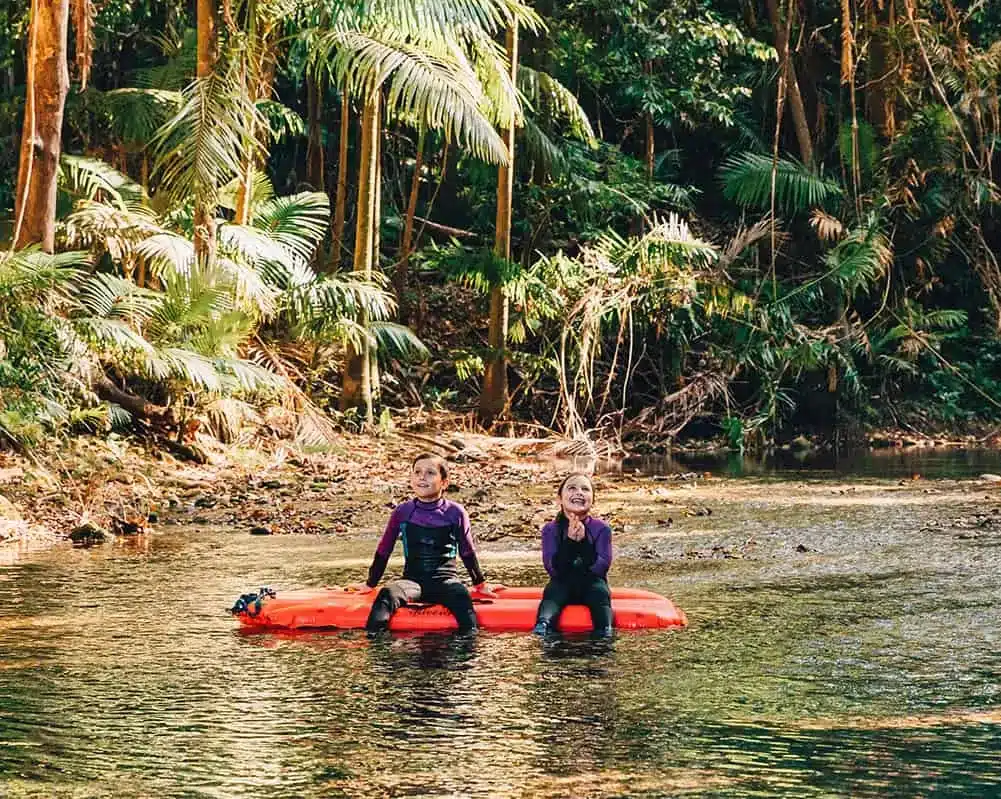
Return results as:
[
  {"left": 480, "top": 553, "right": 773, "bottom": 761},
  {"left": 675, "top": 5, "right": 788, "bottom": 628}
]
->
[{"left": 231, "top": 585, "right": 687, "bottom": 632}]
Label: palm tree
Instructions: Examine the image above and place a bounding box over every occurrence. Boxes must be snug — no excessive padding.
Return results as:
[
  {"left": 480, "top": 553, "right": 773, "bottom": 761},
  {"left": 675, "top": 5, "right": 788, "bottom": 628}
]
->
[
  {"left": 479, "top": 22, "right": 518, "bottom": 426},
  {"left": 310, "top": 0, "right": 542, "bottom": 422}
]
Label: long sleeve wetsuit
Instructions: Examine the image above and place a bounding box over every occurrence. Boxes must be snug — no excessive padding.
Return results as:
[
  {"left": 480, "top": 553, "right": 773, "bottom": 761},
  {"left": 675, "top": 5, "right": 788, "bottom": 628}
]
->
[
  {"left": 535, "top": 515, "right": 614, "bottom": 635},
  {"left": 364, "top": 497, "right": 485, "bottom": 632}
]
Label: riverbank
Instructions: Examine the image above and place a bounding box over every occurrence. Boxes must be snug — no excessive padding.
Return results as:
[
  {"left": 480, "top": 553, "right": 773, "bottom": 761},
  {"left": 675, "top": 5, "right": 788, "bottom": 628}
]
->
[
  {"left": 3, "top": 425, "right": 1001, "bottom": 561},
  {"left": 0, "top": 430, "right": 576, "bottom": 552}
]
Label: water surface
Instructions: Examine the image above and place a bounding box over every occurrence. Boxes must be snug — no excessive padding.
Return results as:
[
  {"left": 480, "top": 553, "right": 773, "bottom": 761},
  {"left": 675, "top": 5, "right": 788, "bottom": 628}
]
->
[{"left": 2, "top": 470, "right": 1001, "bottom": 797}]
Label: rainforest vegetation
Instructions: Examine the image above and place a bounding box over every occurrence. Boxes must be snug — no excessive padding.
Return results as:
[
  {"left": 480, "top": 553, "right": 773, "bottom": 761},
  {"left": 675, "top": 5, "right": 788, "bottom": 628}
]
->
[{"left": 3, "top": 0, "right": 1001, "bottom": 455}]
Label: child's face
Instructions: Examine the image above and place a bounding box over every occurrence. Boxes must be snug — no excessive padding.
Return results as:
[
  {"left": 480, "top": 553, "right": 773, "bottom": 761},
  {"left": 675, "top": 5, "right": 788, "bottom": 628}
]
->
[
  {"left": 560, "top": 475, "right": 593, "bottom": 516},
  {"left": 411, "top": 459, "right": 447, "bottom": 500}
]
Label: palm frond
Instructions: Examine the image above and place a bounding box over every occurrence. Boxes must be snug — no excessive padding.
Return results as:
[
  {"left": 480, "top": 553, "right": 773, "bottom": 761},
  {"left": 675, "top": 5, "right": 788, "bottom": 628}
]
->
[
  {"left": 316, "top": 27, "right": 507, "bottom": 163},
  {"left": 371, "top": 321, "right": 428, "bottom": 359},
  {"left": 74, "top": 273, "right": 163, "bottom": 322},
  {"left": 367, "top": 0, "right": 543, "bottom": 37},
  {"left": 218, "top": 170, "right": 275, "bottom": 213},
  {"left": 251, "top": 191, "right": 330, "bottom": 262},
  {"left": 136, "top": 232, "right": 196, "bottom": 279},
  {"left": 72, "top": 317, "right": 162, "bottom": 371},
  {"left": 158, "top": 347, "right": 224, "bottom": 391},
  {"left": 59, "top": 154, "right": 147, "bottom": 210},
  {"left": 519, "top": 116, "right": 566, "bottom": 175},
  {"left": 720, "top": 151, "right": 844, "bottom": 215},
  {"left": 0, "top": 248, "right": 89, "bottom": 295},
  {"left": 104, "top": 88, "right": 182, "bottom": 148},
  {"left": 212, "top": 356, "right": 285, "bottom": 392},
  {"left": 151, "top": 72, "right": 262, "bottom": 205},
  {"left": 256, "top": 99, "right": 306, "bottom": 143},
  {"left": 518, "top": 64, "right": 595, "bottom": 145}
]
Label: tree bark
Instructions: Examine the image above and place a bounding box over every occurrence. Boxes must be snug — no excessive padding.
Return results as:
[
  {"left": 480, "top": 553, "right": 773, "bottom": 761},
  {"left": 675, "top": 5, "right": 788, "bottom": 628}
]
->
[
  {"left": 340, "top": 91, "right": 378, "bottom": 423},
  {"left": 14, "top": 0, "right": 70, "bottom": 252},
  {"left": 766, "top": 0, "right": 814, "bottom": 166},
  {"left": 306, "top": 73, "right": 324, "bottom": 190},
  {"left": 644, "top": 60, "right": 655, "bottom": 181},
  {"left": 329, "top": 94, "right": 350, "bottom": 271},
  {"left": 395, "top": 127, "right": 425, "bottom": 317},
  {"left": 479, "top": 24, "right": 518, "bottom": 427},
  {"left": 196, "top": 0, "right": 216, "bottom": 79},
  {"left": 370, "top": 101, "right": 382, "bottom": 407},
  {"left": 194, "top": 0, "right": 218, "bottom": 263}
]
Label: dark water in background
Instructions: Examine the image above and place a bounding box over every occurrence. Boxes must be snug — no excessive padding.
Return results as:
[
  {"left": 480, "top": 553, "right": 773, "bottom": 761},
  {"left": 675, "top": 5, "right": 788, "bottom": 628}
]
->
[
  {"left": 616, "top": 446, "right": 1001, "bottom": 480},
  {"left": 3, "top": 458, "right": 1001, "bottom": 797}
]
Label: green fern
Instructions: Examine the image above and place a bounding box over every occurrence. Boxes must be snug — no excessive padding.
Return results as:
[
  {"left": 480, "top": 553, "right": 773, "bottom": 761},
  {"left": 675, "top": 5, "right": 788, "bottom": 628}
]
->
[{"left": 720, "top": 151, "right": 844, "bottom": 215}]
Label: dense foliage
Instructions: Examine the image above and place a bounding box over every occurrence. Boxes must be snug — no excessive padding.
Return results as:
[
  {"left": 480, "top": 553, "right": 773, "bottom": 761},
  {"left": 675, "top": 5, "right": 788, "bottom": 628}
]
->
[{"left": 3, "top": 0, "right": 1001, "bottom": 451}]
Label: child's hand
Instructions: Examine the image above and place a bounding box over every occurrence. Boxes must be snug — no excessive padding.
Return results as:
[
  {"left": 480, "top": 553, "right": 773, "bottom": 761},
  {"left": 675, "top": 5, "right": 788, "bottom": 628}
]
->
[
  {"left": 567, "top": 516, "right": 586, "bottom": 541},
  {"left": 345, "top": 582, "right": 375, "bottom": 594},
  {"left": 472, "top": 582, "right": 500, "bottom": 599}
]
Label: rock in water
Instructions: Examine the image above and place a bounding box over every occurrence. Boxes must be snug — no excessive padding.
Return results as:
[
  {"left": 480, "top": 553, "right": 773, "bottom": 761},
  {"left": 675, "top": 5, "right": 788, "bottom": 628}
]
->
[{"left": 69, "top": 522, "right": 112, "bottom": 545}]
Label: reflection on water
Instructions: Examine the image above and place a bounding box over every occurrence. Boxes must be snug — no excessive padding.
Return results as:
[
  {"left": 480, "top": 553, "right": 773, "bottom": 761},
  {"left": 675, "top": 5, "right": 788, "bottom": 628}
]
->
[
  {"left": 2, "top": 476, "right": 1001, "bottom": 798},
  {"left": 611, "top": 447, "right": 1001, "bottom": 480}
]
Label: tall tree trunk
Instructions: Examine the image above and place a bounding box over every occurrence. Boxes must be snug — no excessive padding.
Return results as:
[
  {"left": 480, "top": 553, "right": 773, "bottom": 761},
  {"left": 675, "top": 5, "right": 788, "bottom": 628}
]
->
[
  {"left": 196, "top": 0, "right": 216, "bottom": 78},
  {"left": 395, "top": 127, "right": 425, "bottom": 317},
  {"left": 766, "top": 0, "right": 814, "bottom": 166},
  {"left": 341, "top": 91, "right": 378, "bottom": 423},
  {"left": 370, "top": 101, "right": 382, "bottom": 407},
  {"left": 329, "top": 94, "right": 350, "bottom": 271},
  {"left": 479, "top": 24, "right": 518, "bottom": 427},
  {"left": 194, "top": 0, "right": 218, "bottom": 263},
  {"left": 306, "top": 73, "right": 324, "bottom": 190},
  {"left": 644, "top": 60, "right": 655, "bottom": 181},
  {"left": 865, "top": 0, "right": 896, "bottom": 137},
  {"left": 14, "top": 0, "right": 70, "bottom": 252}
]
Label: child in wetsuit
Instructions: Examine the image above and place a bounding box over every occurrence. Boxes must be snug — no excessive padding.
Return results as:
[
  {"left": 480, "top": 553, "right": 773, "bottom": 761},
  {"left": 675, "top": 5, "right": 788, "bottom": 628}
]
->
[
  {"left": 348, "top": 453, "right": 494, "bottom": 632},
  {"left": 533, "top": 472, "right": 614, "bottom": 637}
]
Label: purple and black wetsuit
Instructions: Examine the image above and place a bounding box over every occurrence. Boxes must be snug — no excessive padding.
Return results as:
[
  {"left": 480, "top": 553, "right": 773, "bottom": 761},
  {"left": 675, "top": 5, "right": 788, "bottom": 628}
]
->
[
  {"left": 535, "top": 515, "right": 614, "bottom": 635},
  {"left": 364, "top": 497, "right": 485, "bottom": 632}
]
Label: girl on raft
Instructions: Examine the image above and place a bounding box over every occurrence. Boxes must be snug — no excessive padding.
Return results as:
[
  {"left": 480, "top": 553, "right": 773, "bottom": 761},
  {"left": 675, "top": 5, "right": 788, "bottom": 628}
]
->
[
  {"left": 533, "top": 472, "right": 614, "bottom": 638},
  {"left": 347, "top": 452, "right": 497, "bottom": 633}
]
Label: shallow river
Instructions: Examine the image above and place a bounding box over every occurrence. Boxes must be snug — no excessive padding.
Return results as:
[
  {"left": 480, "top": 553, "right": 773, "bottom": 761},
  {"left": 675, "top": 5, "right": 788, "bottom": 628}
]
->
[{"left": 3, "top": 451, "right": 1001, "bottom": 797}]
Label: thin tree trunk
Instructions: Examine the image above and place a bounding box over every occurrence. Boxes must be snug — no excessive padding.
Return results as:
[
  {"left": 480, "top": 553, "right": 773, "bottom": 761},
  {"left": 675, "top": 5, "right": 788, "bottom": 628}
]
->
[
  {"left": 194, "top": 0, "right": 217, "bottom": 263},
  {"left": 766, "top": 0, "right": 814, "bottom": 166},
  {"left": 329, "top": 94, "right": 350, "bottom": 271},
  {"left": 865, "top": 0, "right": 896, "bottom": 137},
  {"left": 841, "top": 0, "right": 863, "bottom": 216},
  {"left": 306, "top": 73, "right": 324, "bottom": 190},
  {"left": 14, "top": 0, "right": 70, "bottom": 252},
  {"left": 479, "top": 24, "right": 518, "bottom": 427},
  {"left": 370, "top": 100, "right": 382, "bottom": 407},
  {"left": 395, "top": 127, "right": 425, "bottom": 315},
  {"left": 644, "top": 60, "right": 655, "bottom": 180},
  {"left": 341, "top": 91, "right": 378, "bottom": 423}
]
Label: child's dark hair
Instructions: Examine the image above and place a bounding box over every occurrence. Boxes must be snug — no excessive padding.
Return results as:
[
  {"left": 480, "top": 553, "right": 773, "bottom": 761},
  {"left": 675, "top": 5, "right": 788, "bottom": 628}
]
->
[{"left": 412, "top": 452, "right": 449, "bottom": 480}]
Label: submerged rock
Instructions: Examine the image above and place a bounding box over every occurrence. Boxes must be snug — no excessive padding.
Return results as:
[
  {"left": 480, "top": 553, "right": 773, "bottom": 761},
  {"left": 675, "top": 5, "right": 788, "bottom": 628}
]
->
[{"left": 69, "top": 522, "right": 112, "bottom": 545}]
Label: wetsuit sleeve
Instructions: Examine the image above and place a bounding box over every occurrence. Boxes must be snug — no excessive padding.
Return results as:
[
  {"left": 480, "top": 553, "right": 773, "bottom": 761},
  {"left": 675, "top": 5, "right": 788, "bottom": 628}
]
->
[
  {"left": 455, "top": 505, "right": 486, "bottom": 585},
  {"left": 366, "top": 506, "right": 404, "bottom": 587},
  {"left": 541, "top": 522, "right": 559, "bottom": 578},
  {"left": 589, "top": 522, "right": 613, "bottom": 578}
]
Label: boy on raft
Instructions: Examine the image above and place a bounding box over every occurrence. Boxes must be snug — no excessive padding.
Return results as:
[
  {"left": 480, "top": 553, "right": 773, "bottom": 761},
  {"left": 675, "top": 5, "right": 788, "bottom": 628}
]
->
[
  {"left": 533, "top": 472, "right": 614, "bottom": 638},
  {"left": 348, "top": 452, "right": 496, "bottom": 633}
]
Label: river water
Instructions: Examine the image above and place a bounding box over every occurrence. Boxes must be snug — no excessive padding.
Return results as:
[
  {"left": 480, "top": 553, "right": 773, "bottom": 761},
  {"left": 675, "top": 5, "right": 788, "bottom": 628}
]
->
[{"left": 3, "top": 451, "right": 1001, "bottom": 797}]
